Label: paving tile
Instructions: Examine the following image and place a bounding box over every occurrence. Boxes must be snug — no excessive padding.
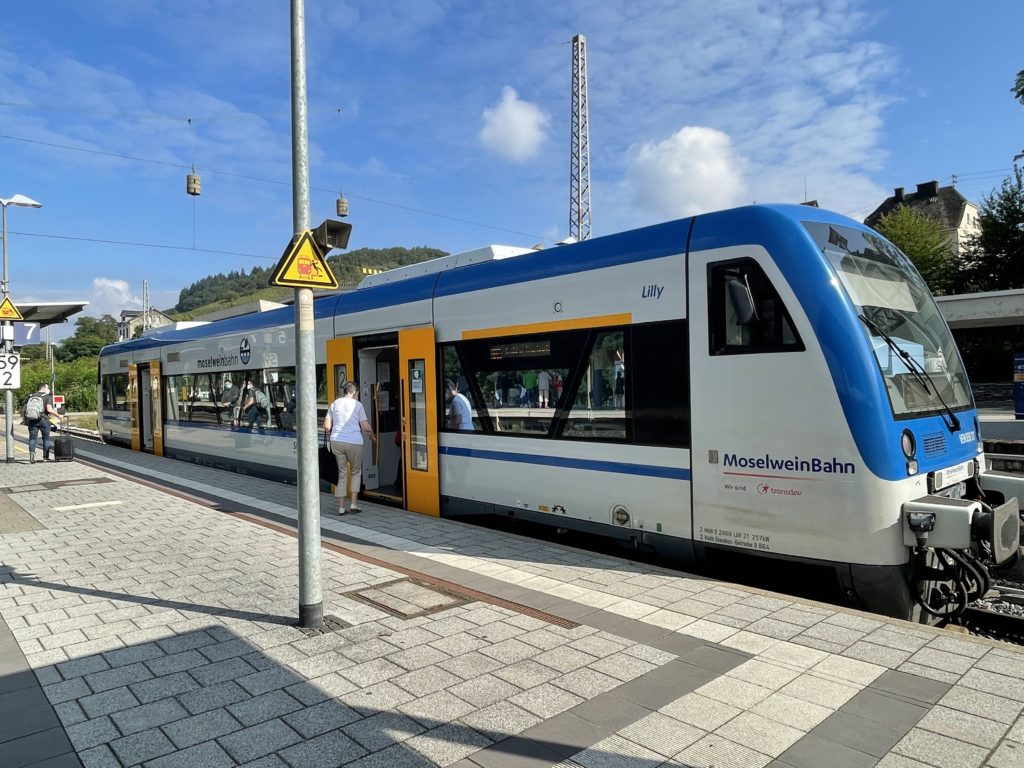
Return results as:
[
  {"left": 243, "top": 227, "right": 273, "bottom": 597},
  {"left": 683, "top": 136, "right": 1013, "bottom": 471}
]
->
[
  {"left": 109, "top": 727, "right": 177, "bottom": 766},
  {"left": 907, "top": 648, "right": 978, "bottom": 676},
  {"left": 282, "top": 698, "right": 361, "bottom": 738},
  {"left": 660, "top": 691, "right": 741, "bottom": 731},
  {"left": 872, "top": 669, "right": 952, "bottom": 705},
  {"left": 810, "top": 655, "right": 884, "bottom": 686},
  {"left": 0, "top": 726, "right": 76, "bottom": 768},
  {"left": 749, "top": 691, "right": 832, "bottom": 732},
  {"left": 509, "top": 683, "right": 585, "bottom": 719},
  {"left": 144, "top": 740, "right": 236, "bottom": 768},
  {"left": 891, "top": 728, "right": 989, "bottom": 768},
  {"left": 717, "top": 711, "right": 804, "bottom": 757},
  {"left": 128, "top": 670, "right": 200, "bottom": 704},
  {"left": 398, "top": 689, "right": 476, "bottom": 725},
  {"left": 110, "top": 697, "right": 188, "bottom": 735},
  {"left": 777, "top": 732, "right": 876, "bottom": 768},
  {"left": 393, "top": 664, "right": 465, "bottom": 697},
  {"left": 216, "top": 717, "right": 302, "bottom": 763},
  {"left": 177, "top": 681, "right": 250, "bottom": 715},
  {"left": 66, "top": 717, "right": 121, "bottom": 751},
  {"left": 937, "top": 685, "right": 1023, "bottom": 725},
  {"left": 726, "top": 659, "right": 801, "bottom": 691},
  {"left": 959, "top": 668, "right": 1024, "bottom": 702},
  {"left": 405, "top": 722, "right": 493, "bottom": 765},
  {"left": 343, "top": 742, "right": 439, "bottom": 768},
  {"left": 778, "top": 673, "right": 859, "bottom": 710},
  {"left": 842, "top": 641, "right": 913, "bottom": 669},
  {"left": 460, "top": 701, "right": 541, "bottom": 740},
  {"left": 226, "top": 689, "right": 303, "bottom": 726},
  {"left": 571, "top": 733, "right": 664, "bottom": 768},
  {"left": 988, "top": 740, "right": 1024, "bottom": 768},
  {"left": 550, "top": 666, "right": 621, "bottom": 699},
  {"left": 697, "top": 675, "right": 774, "bottom": 710},
  {"left": 809, "top": 710, "right": 906, "bottom": 757},
  {"left": 675, "top": 733, "right": 774, "bottom": 768},
  {"left": 78, "top": 686, "right": 141, "bottom": 718},
  {"left": 162, "top": 708, "right": 243, "bottom": 749},
  {"left": 587, "top": 653, "right": 657, "bottom": 683},
  {"left": 837, "top": 689, "right": 929, "bottom": 731},
  {"left": 492, "top": 659, "right": 560, "bottom": 690},
  {"left": 916, "top": 704, "right": 1010, "bottom": 749},
  {"left": 344, "top": 711, "right": 427, "bottom": 751},
  {"left": 278, "top": 729, "right": 368, "bottom": 768},
  {"left": 618, "top": 711, "right": 704, "bottom": 757}
]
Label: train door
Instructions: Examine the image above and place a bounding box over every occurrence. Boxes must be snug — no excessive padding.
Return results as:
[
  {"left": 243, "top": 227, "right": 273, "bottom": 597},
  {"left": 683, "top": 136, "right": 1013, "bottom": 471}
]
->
[
  {"left": 149, "top": 361, "right": 164, "bottom": 456},
  {"left": 356, "top": 341, "right": 402, "bottom": 505},
  {"left": 128, "top": 364, "right": 140, "bottom": 451},
  {"left": 138, "top": 365, "right": 153, "bottom": 452},
  {"left": 399, "top": 327, "right": 439, "bottom": 516}
]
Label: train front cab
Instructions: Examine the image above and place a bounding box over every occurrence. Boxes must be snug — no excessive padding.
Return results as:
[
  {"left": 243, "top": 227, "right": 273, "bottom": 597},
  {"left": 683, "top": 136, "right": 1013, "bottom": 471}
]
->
[
  {"left": 127, "top": 361, "right": 164, "bottom": 456},
  {"left": 326, "top": 328, "right": 439, "bottom": 516}
]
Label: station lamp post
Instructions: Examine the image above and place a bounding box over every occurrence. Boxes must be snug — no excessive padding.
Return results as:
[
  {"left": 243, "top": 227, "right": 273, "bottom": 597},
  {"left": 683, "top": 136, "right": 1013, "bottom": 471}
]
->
[{"left": 0, "top": 194, "right": 43, "bottom": 463}]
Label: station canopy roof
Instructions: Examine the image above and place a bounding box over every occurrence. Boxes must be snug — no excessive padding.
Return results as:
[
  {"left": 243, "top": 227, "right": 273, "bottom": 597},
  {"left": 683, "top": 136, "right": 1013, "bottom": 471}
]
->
[{"left": 13, "top": 300, "right": 89, "bottom": 327}]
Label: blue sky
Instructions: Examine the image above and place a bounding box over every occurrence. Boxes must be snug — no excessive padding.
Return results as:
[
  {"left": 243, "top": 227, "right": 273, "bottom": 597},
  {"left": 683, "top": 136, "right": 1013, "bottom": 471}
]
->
[{"left": 1, "top": 1, "right": 1022, "bottom": 338}]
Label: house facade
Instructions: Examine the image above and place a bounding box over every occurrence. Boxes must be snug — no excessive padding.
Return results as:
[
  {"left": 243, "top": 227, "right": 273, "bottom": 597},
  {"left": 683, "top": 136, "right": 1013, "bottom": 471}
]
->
[
  {"left": 864, "top": 180, "right": 980, "bottom": 255},
  {"left": 118, "top": 308, "right": 175, "bottom": 341}
]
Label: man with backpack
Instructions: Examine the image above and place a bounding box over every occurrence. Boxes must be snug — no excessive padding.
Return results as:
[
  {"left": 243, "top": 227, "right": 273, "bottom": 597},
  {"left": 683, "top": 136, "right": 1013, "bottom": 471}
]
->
[
  {"left": 240, "top": 378, "right": 271, "bottom": 432},
  {"left": 24, "top": 383, "right": 61, "bottom": 463}
]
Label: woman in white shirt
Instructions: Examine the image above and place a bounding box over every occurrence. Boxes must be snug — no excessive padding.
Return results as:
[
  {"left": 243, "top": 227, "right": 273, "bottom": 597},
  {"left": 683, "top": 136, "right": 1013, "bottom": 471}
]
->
[{"left": 322, "top": 382, "right": 376, "bottom": 514}]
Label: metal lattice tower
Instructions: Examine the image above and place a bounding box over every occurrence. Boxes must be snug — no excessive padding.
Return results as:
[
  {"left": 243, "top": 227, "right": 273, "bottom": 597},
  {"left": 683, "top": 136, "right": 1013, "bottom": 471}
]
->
[{"left": 569, "top": 34, "right": 592, "bottom": 241}]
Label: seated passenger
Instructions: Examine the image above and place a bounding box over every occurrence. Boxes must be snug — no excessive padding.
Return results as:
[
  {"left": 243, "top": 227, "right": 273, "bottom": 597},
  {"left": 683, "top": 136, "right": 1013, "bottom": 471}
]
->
[{"left": 240, "top": 379, "right": 271, "bottom": 431}]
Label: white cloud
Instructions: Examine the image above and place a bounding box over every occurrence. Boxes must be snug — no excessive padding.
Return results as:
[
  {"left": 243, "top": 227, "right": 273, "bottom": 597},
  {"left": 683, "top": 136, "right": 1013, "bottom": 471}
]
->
[
  {"left": 480, "top": 87, "right": 550, "bottom": 162},
  {"left": 626, "top": 127, "right": 746, "bottom": 220},
  {"left": 89, "top": 278, "right": 140, "bottom": 320}
]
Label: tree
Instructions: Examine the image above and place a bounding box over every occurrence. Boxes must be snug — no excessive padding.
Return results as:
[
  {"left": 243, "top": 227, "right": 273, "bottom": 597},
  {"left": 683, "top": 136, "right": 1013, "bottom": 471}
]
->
[
  {"left": 959, "top": 166, "right": 1024, "bottom": 292},
  {"left": 54, "top": 314, "right": 118, "bottom": 362},
  {"left": 1015, "top": 68, "right": 1024, "bottom": 160},
  {"left": 873, "top": 205, "right": 954, "bottom": 294}
]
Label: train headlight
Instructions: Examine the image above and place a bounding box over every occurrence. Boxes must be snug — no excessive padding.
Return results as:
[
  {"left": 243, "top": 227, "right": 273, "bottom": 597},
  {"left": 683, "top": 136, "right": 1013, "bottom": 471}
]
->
[{"left": 901, "top": 429, "right": 916, "bottom": 459}]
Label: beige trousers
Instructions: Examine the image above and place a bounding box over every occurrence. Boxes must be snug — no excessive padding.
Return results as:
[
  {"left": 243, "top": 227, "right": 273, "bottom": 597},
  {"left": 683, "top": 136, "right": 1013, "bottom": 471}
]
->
[{"left": 330, "top": 440, "right": 364, "bottom": 497}]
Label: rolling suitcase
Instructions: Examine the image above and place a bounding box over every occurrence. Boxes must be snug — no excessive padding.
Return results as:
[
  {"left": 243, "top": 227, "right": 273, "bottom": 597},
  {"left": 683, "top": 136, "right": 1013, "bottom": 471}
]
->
[{"left": 53, "top": 417, "right": 74, "bottom": 462}]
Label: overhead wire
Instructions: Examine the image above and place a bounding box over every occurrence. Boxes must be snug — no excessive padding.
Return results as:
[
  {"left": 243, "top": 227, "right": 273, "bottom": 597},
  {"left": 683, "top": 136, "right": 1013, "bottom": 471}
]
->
[{"left": 0, "top": 133, "right": 550, "bottom": 242}]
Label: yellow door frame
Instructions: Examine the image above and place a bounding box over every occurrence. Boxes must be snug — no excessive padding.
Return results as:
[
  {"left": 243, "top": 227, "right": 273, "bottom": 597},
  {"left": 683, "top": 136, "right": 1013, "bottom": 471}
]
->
[
  {"left": 149, "top": 360, "right": 164, "bottom": 456},
  {"left": 325, "top": 337, "right": 354, "bottom": 496},
  {"left": 128, "top": 364, "right": 140, "bottom": 451},
  {"left": 399, "top": 327, "right": 439, "bottom": 517}
]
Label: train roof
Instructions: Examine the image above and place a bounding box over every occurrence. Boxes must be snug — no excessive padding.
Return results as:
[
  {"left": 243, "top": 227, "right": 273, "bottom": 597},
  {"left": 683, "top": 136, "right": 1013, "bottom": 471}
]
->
[{"left": 99, "top": 204, "right": 865, "bottom": 358}]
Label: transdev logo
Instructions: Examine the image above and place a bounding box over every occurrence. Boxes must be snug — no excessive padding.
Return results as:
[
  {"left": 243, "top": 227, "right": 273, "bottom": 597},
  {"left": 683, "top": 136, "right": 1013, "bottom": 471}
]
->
[{"left": 724, "top": 453, "right": 855, "bottom": 475}]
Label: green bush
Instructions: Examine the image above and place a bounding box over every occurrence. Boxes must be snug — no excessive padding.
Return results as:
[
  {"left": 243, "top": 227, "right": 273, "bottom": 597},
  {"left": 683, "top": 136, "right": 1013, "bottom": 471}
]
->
[{"left": 16, "top": 357, "right": 97, "bottom": 413}]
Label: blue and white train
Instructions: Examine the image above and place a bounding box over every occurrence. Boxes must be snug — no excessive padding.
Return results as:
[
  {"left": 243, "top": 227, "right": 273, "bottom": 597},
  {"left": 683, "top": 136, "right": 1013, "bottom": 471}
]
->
[{"left": 98, "top": 204, "right": 1023, "bottom": 620}]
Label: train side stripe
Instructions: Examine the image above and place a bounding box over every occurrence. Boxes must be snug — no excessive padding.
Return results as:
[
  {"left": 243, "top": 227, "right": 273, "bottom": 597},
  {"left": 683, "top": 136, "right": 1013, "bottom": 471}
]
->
[
  {"left": 461, "top": 313, "right": 633, "bottom": 340},
  {"left": 439, "top": 445, "right": 691, "bottom": 480}
]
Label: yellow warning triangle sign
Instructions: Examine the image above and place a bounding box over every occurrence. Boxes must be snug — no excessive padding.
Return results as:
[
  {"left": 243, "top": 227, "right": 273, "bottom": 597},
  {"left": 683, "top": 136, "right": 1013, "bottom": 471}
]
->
[
  {"left": 270, "top": 231, "right": 339, "bottom": 289},
  {"left": 0, "top": 297, "right": 23, "bottom": 321}
]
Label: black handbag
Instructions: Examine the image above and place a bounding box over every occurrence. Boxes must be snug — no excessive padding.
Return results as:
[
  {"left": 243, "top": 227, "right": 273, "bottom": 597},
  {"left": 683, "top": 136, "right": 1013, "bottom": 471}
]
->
[{"left": 318, "top": 431, "right": 339, "bottom": 486}]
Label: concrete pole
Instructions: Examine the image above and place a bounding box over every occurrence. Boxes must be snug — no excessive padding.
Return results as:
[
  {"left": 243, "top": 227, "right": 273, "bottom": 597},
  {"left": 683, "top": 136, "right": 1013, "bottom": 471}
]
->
[
  {"left": 2, "top": 204, "right": 12, "bottom": 463},
  {"left": 290, "top": 0, "right": 324, "bottom": 629}
]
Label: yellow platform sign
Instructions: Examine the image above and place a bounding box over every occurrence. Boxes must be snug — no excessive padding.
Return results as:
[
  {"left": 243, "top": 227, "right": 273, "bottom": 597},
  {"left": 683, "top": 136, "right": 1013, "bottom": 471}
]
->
[
  {"left": 270, "top": 231, "right": 339, "bottom": 289},
  {"left": 0, "top": 297, "right": 23, "bottom": 321}
]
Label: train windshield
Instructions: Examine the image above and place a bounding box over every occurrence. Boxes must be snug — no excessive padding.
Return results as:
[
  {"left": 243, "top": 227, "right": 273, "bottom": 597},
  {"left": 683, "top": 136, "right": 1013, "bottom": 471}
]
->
[{"left": 804, "top": 221, "right": 973, "bottom": 419}]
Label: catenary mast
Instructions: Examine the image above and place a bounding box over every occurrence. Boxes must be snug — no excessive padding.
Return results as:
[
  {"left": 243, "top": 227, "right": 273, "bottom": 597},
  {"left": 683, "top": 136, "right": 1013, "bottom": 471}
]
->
[{"left": 569, "top": 34, "right": 592, "bottom": 242}]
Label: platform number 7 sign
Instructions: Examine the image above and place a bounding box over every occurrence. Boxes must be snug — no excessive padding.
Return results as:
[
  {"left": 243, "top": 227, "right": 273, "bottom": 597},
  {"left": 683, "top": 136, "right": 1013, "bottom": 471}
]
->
[{"left": 0, "top": 353, "right": 21, "bottom": 389}]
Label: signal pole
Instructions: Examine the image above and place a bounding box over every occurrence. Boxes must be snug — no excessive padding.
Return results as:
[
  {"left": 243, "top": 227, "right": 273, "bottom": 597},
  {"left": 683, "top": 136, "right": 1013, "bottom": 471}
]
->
[
  {"left": 290, "top": 0, "right": 324, "bottom": 629},
  {"left": 569, "top": 34, "right": 592, "bottom": 242}
]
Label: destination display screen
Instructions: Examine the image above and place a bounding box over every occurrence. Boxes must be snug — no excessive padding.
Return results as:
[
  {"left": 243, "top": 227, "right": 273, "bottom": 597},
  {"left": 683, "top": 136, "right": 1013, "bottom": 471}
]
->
[{"left": 489, "top": 340, "right": 551, "bottom": 360}]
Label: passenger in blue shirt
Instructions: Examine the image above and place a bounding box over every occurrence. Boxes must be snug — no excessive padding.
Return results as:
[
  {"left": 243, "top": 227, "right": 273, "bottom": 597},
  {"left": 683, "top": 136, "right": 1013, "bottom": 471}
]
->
[{"left": 445, "top": 379, "right": 474, "bottom": 431}]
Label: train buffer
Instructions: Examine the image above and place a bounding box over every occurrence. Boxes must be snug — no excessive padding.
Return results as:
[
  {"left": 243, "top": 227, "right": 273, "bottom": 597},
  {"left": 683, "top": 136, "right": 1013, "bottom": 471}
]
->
[{"left": 0, "top": 437, "right": 1022, "bottom": 768}]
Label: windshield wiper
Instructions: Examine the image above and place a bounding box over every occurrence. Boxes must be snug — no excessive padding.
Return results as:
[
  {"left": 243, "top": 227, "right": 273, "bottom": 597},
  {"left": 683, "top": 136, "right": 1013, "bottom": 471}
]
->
[{"left": 859, "top": 314, "right": 961, "bottom": 433}]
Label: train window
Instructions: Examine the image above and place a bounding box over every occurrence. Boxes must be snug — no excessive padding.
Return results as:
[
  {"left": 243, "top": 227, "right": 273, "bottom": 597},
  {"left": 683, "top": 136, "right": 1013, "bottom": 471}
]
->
[
  {"left": 631, "top": 320, "right": 690, "bottom": 447},
  {"left": 440, "top": 346, "right": 481, "bottom": 432},
  {"left": 563, "top": 330, "right": 627, "bottom": 441},
  {"left": 408, "top": 360, "right": 429, "bottom": 470},
  {"left": 709, "top": 259, "right": 803, "bottom": 354},
  {"left": 103, "top": 374, "right": 129, "bottom": 411},
  {"left": 266, "top": 369, "right": 297, "bottom": 431}
]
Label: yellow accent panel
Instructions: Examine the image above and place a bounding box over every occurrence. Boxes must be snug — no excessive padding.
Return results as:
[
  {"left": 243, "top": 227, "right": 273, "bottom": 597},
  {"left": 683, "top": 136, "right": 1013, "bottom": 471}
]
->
[
  {"left": 325, "top": 337, "right": 354, "bottom": 401},
  {"left": 149, "top": 361, "right": 163, "bottom": 457},
  {"left": 400, "top": 327, "right": 439, "bottom": 517},
  {"left": 128, "top": 365, "right": 140, "bottom": 452},
  {"left": 461, "top": 313, "right": 632, "bottom": 340}
]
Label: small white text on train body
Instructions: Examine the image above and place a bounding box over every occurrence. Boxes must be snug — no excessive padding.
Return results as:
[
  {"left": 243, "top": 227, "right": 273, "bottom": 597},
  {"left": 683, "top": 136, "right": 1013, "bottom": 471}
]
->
[{"left": 641, "top": 284, "right": 664, "bottom": 300}]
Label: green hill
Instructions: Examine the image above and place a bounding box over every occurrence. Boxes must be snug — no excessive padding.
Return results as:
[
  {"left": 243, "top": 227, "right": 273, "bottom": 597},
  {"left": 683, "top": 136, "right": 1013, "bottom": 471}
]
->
[{"left": 171, "top": 246, "right": 448, "bottom": 317}]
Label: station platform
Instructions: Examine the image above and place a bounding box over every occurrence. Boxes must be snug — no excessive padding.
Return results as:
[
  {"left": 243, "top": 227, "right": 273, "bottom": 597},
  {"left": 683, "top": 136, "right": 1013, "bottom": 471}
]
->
[{"left": 1, "top": 434, "right": 1023, "bottom": 768}]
